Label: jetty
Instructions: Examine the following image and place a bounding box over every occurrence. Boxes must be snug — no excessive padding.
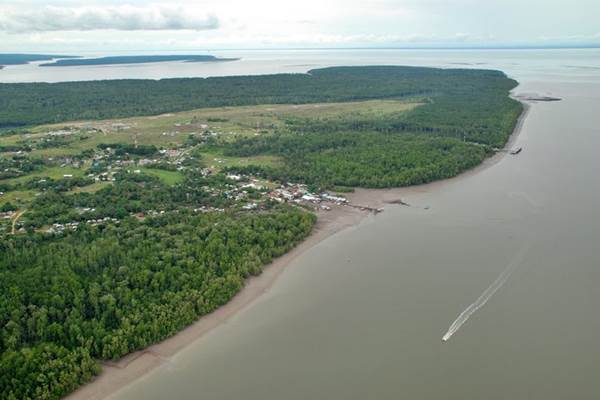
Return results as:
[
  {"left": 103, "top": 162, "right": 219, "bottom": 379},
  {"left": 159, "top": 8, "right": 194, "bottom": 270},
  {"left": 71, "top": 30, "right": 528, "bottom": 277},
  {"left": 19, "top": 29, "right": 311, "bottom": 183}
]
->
[
  {"left": 386, "top": 199, "right": 411, "bottom": 207},
  {"left": 347, "top": 204, "right": 384, "bottom": 214},
  {"left": 510, "top": 147, "right": 523, "bottom": 155}
]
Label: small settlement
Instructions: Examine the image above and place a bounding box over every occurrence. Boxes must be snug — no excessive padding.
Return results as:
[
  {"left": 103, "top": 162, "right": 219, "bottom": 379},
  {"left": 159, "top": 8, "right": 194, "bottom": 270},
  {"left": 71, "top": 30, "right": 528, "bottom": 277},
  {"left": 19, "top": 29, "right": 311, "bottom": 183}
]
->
[{"left": 1, "top": 117, "right": 382, "bottom": 236}]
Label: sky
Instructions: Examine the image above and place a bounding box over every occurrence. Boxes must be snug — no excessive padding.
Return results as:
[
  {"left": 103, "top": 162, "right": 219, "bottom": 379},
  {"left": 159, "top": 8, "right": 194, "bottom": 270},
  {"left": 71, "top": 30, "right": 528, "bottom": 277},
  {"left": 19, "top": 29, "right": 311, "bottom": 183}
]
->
[{"left": 0, "top": 0, "right": 599, "bottom": 53}]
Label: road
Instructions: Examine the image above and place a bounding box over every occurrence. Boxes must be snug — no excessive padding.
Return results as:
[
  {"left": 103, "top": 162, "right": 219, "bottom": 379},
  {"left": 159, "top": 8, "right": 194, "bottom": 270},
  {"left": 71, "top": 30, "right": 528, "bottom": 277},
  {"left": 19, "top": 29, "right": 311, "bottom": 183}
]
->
[{"left": 11, "top": 209, "right": 26, "bottom": 234}]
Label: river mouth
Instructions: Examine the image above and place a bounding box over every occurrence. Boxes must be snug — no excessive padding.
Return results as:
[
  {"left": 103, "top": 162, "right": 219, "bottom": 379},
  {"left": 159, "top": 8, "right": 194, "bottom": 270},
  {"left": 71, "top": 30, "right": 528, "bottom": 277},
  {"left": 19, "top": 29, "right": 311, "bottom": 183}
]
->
[{"left": 102, "top": 49, "right": 600, "bottom": 400}]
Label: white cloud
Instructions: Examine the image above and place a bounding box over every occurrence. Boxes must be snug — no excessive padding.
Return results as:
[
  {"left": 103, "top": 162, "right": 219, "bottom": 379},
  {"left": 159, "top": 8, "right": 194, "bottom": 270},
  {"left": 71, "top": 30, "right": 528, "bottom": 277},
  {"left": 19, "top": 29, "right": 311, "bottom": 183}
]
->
[
  {"left": 0, "top": 0, "right": 597, "bottom": 50},
  {"left": 0, "top": 5, "right": 219, "bottom": 33}
]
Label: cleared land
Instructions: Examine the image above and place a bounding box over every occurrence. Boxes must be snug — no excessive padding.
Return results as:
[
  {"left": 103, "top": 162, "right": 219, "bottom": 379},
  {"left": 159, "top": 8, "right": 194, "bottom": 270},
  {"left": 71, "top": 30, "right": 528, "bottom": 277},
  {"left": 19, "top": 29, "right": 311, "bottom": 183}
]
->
[{"left": 0, "top": 99, "right": 419, "bottom": 204}]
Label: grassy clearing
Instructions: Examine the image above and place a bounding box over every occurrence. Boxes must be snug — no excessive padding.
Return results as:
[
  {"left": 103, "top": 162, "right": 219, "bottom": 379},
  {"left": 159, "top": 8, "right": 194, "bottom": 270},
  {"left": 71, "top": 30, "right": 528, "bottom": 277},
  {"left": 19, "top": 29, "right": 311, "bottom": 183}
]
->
[
  {"left": 202, "top": 150, "right": 283, "bottom": 171},
  {"left": 139, "top": 168, "right": 185, "bottom": 185},
  {"left": 0, "top": 166, "right": 84, "bottom": 186},
  {"left": 67, "top": 181, "right": 112, "bottom": 195},
  {"left": 0, "top": 190, "right": 36, "bottom": 206},
  {"left": 0, "top": 99, "right": 420, "bottom": 158}
]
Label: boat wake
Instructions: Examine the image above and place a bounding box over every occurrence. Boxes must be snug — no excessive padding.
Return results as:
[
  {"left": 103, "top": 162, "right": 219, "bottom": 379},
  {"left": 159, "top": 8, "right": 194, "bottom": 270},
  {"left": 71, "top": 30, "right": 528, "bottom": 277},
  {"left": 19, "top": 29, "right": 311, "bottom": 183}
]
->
[{"left": 442, "top": 243, "right": 531, "bottom": 342}]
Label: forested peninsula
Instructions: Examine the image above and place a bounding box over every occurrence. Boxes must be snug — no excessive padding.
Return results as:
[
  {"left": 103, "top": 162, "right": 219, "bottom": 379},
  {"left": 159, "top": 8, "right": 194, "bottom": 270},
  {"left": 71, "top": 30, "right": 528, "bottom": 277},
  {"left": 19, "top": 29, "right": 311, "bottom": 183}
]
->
[
  {"left": 39, "top": 55, "right": 239, "bottom": 67},
  {"left": 0, "top": 66, "right": 522, "bottom": 399},
  {"left": 0, "top": 54, "right": 78, "bottom": 68}
]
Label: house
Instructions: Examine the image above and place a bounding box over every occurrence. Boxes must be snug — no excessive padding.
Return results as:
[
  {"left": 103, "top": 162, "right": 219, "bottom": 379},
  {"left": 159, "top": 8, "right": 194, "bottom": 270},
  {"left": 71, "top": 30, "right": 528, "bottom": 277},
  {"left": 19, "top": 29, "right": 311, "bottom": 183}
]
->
[
  {"left": 242, "top": 182, "right": 264, "bottom": 190},
  {"left": 321, "top": 193, "right": 348, "bottom": 203},
  {"left": 302, "top": 194, "right": 320, "bottom": 202},
  {"left": 277, "top": 189, "right": 294, "bottom": 200}
]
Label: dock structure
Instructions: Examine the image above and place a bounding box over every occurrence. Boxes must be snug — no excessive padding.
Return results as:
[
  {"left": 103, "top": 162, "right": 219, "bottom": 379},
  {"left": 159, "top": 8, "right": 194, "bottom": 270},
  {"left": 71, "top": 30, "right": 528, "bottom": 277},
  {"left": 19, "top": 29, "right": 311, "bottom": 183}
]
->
[
  {"left": 510, "top": 147, "right": 523, "bottom": 155},
  {"left": 493, "top": 146, "right": 523, "bottom": 154},
  {"left": 347, "top": 203, "right": 384, "bottom": 214}
]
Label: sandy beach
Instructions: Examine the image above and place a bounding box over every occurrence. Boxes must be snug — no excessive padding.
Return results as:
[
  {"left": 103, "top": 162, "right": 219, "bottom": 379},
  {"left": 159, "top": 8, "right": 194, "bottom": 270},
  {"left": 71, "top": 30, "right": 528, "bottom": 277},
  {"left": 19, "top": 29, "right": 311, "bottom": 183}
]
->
[
  {"left": 65, "top": 96, "right": 529, "bottom": 400},
  {"left": 64, "top": 205, "right": 372, "bottom": 400}
]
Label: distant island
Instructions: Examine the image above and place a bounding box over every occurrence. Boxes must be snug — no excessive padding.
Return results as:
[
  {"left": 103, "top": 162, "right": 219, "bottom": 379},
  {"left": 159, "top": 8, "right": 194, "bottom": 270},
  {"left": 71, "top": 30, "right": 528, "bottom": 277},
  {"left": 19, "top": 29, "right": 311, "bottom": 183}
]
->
[
  {"left": 40, "top": 55, "right": 239, "bottom": 67},
  {"left": 0, "top": 53, "right": 78, "bottom": 68}
]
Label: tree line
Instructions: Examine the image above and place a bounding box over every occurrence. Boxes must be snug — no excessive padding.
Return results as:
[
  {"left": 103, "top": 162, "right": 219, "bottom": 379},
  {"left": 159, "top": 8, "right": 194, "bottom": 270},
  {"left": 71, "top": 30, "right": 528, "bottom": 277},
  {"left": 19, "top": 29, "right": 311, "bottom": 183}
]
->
[
  {"left": 0, "top": 66, "right": 519, "bottom": 130},
  {"left": 219, "top": 67, "right": 520, "bottom": 188}
]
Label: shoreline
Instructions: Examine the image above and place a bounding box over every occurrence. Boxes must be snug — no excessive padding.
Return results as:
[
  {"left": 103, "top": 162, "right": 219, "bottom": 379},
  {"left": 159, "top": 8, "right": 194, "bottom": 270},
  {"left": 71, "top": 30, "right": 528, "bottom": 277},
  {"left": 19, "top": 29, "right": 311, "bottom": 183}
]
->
[
  {"left": 65, "top": 95, "right": 530, "bottom": 400},
  {"left": 345, "top": 95, "right": 530, "bottom": 207},
  {"left": 65, "top": 206, "right": 371, "bottom": 400}
]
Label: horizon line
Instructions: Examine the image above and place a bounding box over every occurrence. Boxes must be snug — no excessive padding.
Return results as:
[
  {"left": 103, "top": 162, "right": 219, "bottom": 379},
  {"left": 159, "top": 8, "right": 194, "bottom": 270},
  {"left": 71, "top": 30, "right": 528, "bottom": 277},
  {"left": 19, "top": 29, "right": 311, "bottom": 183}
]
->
[{"left": 1, "top": 44, "right": 599, "bottom": 55}]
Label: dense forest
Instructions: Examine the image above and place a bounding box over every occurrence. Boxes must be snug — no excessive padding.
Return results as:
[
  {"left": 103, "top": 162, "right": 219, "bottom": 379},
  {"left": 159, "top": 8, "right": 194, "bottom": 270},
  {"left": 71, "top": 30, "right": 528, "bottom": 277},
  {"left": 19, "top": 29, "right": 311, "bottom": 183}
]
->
[
  {"left": 222, "top": 133, "right": 491, "bottom": 188},
  {"left": 0, "top": 206, "right": 315, "bottom": 399},
  {"left": 0, "top": 66, "right": 519, "bottom": 130}
]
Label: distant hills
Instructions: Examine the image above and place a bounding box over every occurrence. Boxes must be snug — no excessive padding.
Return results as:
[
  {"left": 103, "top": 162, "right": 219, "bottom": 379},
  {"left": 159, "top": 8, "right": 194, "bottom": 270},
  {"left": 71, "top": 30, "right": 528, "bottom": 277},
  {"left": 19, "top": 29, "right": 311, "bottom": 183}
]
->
[{"left": 40, "top": 55, "right": 239, "bottom": 67}]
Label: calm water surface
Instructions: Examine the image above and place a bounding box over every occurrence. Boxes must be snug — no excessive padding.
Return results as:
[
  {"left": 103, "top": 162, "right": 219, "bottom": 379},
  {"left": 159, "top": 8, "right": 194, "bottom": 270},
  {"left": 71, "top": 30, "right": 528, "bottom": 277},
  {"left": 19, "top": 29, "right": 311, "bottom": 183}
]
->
[
  {"left": 24, "top": 50, "right": 597, "bottom": 399},
  {"left": 1, "top": 48, "right": 599, "bottom": 83}
]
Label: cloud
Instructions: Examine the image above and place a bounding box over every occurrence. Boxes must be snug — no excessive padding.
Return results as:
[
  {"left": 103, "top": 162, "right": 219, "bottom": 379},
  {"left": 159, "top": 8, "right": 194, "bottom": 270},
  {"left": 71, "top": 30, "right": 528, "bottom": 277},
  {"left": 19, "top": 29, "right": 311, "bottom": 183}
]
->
[{"left": 0, "top": 5, "right": 219, "bottom": 33}]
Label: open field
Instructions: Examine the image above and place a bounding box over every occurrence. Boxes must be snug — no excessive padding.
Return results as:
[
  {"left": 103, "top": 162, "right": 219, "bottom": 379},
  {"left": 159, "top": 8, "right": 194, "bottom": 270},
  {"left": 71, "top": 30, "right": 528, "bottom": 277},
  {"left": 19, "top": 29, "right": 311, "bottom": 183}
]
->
[
  {"left": 5, "top": 99, "right": 418, "bottom": 149},
  {"left": 0, "top": 190, "right": 35, "bottom": 204},
  {"left": 0, "top": 166, "right": 85, "bottom": 187},
  {"left": 138, "top": 168, "right": 185, "bottom": 185}
]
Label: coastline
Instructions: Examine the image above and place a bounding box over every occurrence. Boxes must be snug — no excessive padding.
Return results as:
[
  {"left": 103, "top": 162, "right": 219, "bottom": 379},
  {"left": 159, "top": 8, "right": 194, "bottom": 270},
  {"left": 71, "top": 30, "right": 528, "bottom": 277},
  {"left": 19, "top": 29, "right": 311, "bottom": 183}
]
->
[
  {"left": 65, "top": 96, "right": 530, "bottom": 400},
  {"left": 345, "top": 97, "right": 530, "bottom": 207},
  {"left": 64, "top": 206, "right": 371, "bottom": 400}
]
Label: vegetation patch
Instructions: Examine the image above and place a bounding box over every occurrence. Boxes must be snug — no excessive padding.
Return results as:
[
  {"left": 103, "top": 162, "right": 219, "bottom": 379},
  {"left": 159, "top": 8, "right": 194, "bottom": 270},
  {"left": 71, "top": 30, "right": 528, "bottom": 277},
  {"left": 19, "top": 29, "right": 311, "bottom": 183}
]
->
[{"left": 139, "top": 168, "right": 184, "bottom": 185}]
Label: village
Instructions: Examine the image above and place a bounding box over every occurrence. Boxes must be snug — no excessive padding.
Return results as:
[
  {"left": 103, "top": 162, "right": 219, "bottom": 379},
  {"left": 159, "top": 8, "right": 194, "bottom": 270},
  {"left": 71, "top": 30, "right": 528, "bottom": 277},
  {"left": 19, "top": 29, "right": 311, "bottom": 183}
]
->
[
  {"left": 2, "top": 159, "right": 380, "bottom": 235},
  {"left": 1, "top": 111, "right": 387, "bottom": 237}
]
